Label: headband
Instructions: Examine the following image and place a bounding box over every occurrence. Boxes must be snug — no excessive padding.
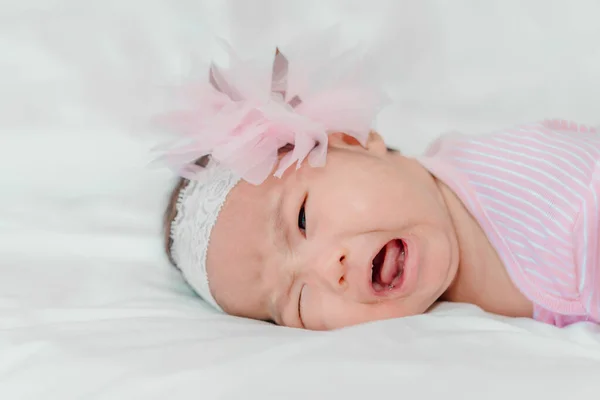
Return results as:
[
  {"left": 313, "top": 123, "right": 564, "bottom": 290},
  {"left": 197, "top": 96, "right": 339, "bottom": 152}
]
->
[
  {"left": 159, "top": 34, "right": 389, "bottom": 310},
  {"left": 170, "top": 161, "right": 240, "bottom": 310}
]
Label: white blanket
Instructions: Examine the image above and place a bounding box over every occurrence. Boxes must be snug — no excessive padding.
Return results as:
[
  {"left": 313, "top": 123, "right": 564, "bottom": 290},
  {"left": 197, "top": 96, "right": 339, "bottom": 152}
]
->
[{"left": 2, "top": 1, "right": 600, "bottom": 398}]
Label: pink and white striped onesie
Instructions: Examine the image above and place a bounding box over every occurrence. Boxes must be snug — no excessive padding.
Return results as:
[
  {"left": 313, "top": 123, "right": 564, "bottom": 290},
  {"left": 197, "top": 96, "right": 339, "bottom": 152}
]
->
[{"left": 418, "top": 120, "right": 600, "bottom": 327}]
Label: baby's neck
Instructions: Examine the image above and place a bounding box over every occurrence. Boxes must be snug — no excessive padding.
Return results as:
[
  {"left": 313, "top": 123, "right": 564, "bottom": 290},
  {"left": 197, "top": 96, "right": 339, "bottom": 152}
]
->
[{"left": 435, "top": 178, "right": 533, "bottom": 318}]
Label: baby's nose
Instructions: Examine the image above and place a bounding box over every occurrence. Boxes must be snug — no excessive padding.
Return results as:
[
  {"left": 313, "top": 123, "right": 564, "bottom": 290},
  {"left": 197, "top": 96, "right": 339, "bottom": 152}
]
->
[
  {"left": 308, "top": 245, "right": 375, "bottom": 303},
  {"left": 311, "top": 248, "right": 348, "bottom": 294},
  {"left": 303, "top": 239, "right": 374, "bottom": 301}
]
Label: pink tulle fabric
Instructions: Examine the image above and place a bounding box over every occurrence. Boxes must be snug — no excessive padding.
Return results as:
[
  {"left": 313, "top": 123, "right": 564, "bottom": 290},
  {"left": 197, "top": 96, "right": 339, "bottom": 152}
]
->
[{"left": 155, "top": 35, "right": 389, "bottom": 185}]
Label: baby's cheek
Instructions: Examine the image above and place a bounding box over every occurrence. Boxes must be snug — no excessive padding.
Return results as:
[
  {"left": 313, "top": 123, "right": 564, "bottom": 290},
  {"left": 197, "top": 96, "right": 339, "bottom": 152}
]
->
[
  {"left": 322, "top": 180, "right": 375, "bottom": 217},
  {"left": 301, "top": 287, "right": 326, "bottom": 330},
  {"left": 306, "top": 291, "right": 372, "bottom": 330},
  {"left": 301, "top": 288, "right": 343, "bottom": 330}
]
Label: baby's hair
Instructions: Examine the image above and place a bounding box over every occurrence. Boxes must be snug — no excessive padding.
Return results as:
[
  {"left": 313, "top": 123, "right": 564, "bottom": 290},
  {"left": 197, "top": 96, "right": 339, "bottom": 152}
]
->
[{"left": 162, "top": 143, "right": 398, "bottom": 266}]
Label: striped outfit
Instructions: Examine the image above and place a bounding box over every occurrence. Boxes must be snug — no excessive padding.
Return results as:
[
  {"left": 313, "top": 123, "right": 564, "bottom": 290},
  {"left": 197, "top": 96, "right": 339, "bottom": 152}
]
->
[{"left": 418, "top": 120, "right": 600, "bottom": 327}]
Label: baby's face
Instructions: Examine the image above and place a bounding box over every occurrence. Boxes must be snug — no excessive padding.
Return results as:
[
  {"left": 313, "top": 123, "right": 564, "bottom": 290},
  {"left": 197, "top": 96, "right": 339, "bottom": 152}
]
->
[{"left": 206, "top": 134, "right": 459, "bottom": 330}]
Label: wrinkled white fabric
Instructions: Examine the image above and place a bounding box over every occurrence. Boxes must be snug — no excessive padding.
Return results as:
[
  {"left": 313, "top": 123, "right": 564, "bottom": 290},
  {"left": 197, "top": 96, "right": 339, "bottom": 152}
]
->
[{"left": 2, "top": 0, "right": 600, "bottom": 399}]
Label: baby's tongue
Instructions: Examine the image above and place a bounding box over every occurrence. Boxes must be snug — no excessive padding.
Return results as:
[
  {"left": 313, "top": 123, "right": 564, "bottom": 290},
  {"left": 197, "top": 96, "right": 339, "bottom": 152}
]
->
[{"left": 378, "top": 240, "right": 402, "bottom": 285}]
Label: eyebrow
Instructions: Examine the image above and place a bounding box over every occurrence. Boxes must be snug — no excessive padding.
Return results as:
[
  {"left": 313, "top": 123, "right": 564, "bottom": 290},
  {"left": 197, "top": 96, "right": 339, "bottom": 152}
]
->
[
  {"left": 266, "top": 168, "right": 296, "bottom": 325},
  {"left": 272, "top": 192, "right": 291, "bottom": 253},
  {"left": 270, "top": 145, "right": 296, "bottom": 253}
]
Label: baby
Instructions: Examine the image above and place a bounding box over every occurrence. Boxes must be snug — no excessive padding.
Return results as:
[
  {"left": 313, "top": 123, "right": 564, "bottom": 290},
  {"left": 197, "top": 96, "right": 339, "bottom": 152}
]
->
[{"left": 160, "top": 45, "right": 600, "bottom": 330}]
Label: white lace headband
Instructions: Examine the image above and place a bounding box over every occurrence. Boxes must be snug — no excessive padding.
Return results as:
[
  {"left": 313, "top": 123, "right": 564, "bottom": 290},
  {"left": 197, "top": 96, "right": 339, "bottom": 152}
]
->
[{"left": 170, "top": 161, "right": 241, "bottom": 310}]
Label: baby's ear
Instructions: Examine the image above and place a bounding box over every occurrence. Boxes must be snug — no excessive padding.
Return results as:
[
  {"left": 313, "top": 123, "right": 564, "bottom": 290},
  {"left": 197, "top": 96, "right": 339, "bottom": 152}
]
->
[
  {"left": 328, "top": 132, "right": 362, "bottom": 147},
  {"left": 329, "top": 131, "right": 387, "bottom": 156},
  {"left": 365, "top": 131, "right": 387, "bottom": 156}
]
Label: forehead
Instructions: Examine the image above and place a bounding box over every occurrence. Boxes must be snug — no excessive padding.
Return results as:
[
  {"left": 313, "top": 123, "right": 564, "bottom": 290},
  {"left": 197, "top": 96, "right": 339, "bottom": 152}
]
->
[{"left": 205, "top": 173, "right": 283, "bottom": 319}]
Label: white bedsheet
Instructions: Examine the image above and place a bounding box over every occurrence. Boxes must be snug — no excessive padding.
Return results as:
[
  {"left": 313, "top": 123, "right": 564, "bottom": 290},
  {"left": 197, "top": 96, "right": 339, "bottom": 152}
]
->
[{"left": 2, "top": 1, "right": 600, "bottom": 398}]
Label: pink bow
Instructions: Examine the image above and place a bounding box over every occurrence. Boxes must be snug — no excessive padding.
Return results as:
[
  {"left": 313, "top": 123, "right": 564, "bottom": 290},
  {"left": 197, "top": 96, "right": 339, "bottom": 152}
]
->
[{"left": 157, "top": 39, "right": 389, "bottom": 185}]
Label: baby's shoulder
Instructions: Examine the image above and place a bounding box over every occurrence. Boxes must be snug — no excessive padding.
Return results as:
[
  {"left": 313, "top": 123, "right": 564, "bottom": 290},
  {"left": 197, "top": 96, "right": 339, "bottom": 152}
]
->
[
  {"left": 426, "top": 120, "right": 600, "bottom": 178},
  {"left": 428, "top": 119, "right": 596, "bottom": 152},
  {"left": 420, "top": 119, "right": 600, "bottom": 241},
  {"left": 421, "top": 120, "right": 600, "bottom": 324}
]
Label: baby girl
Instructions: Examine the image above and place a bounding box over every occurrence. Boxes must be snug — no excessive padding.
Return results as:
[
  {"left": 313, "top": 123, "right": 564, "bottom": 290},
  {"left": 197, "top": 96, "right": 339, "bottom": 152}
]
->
[{"left": 159, "top": 44, "right": 599, "bottom": 330}]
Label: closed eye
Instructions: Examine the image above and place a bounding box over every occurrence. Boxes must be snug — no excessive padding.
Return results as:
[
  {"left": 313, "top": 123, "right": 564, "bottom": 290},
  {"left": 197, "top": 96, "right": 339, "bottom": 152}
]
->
[{"left": 298, "top": 284, "right": 306, "bottom": 328}]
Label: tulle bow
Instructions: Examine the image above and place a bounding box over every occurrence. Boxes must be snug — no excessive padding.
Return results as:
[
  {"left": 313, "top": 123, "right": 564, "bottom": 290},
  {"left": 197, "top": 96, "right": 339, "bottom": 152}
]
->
[{"left": 157, "top": 37, "right": 389, "bottom": 185}]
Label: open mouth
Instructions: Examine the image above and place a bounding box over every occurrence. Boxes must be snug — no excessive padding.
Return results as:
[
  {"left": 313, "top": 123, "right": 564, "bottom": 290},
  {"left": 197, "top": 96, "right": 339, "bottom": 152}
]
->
[{"left": 371, "top": 239, "right": 406, "bottom": 292}]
